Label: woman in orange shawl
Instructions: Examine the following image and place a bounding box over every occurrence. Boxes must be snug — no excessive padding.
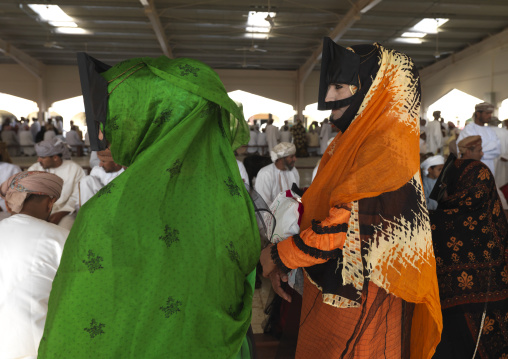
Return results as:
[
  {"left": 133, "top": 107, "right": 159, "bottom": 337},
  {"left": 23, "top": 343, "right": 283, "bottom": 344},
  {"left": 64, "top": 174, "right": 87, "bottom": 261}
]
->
[{"left": 260, "top": 38, "right": 442, "bottom": 358}]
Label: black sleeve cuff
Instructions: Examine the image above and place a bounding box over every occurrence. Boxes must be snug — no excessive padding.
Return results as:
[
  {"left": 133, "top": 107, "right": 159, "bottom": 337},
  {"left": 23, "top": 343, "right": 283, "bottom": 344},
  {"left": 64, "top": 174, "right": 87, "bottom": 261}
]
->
[{"left": 271, "top": 243, "right": 292, "bottom": 274}]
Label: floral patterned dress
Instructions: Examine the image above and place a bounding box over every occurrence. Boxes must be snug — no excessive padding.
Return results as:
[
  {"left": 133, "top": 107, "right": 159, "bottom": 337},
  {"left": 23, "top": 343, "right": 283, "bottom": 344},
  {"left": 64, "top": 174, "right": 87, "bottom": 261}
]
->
[{"left": 431, "top": 159, "right": 508, "bottom": 359}]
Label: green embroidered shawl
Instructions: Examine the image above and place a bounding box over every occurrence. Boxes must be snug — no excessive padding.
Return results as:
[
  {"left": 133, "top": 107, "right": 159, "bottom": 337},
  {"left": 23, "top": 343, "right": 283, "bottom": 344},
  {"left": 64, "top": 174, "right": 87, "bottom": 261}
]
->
[{"left": 38, "top": 57, "right": 260, "bottom": 358}]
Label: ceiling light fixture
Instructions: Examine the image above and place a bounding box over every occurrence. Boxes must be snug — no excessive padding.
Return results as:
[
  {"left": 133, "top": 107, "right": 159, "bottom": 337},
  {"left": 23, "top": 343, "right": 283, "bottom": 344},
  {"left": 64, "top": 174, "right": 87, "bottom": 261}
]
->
[
  {"left": 402, "top": 32, "right": 427, "bottom": 38},
  {"left": 394, "top": 38, "right": 423, "bottom": 44},
  {"left": 28, "top": 4, "right": 89, "bottom": 35},
  {"left": 412, "top": 18, "right": 449, "bottom": 34},
  {"left": 54, "top": 27, "right": 89, "bottom": 35},
  {"left": 49, "top": 21, "right": 77, "bottom": 27},
  {"left": 246, "top": 11, "right": 276, "bottom": 33}
]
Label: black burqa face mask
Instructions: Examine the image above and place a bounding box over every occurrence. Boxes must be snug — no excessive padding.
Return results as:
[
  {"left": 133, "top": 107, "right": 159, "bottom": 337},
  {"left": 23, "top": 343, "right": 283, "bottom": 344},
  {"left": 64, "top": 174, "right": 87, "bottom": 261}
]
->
[
  {"left": 76, "top": 52, "right": 112, "bottom": 151},
  {"left": 317, "top": 37, "right": 380, "bottom": 132}
]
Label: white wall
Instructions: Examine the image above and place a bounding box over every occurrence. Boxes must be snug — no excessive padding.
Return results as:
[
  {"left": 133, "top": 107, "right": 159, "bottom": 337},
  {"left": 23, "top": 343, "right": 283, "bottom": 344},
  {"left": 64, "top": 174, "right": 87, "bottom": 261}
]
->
[{"left": 0, "top": 63, "right": 323, "bottom": 117}]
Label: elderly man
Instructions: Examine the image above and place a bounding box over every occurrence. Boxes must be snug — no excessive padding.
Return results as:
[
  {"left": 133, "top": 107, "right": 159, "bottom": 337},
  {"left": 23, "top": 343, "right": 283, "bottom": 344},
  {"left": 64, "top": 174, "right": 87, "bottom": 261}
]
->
[
  {"left": 28, "top": 138, "right": 85, "bottom": 229},
  {"left": 254, "top": 142, "right": 299, "bottom": 206},
  {"left": 457, "top": 135, "right": 483, "bottom": 160},
  {"left": 77, "top": 148, "right": 125, "bottom": 208},
  {"left": 458, "top": 135, "right": 508, "bottom": 212},
  {"left": 456, "top": 102, "right": 500, "bottom": 175},
  {"left": 0, "top": 171, "right": 69, "bottom": 359}
]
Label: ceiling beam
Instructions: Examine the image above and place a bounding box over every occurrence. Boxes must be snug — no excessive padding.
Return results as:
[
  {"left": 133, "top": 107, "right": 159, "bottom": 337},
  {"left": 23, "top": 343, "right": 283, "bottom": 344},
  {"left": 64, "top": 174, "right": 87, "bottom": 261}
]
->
[
  {"left": 0, "top": 37, "right": 44, "bottom": 79},
  {"left": 297, "top": 0, "right": 383, "bottom": 83},
  {"left": 420, "top": 26, "right": 508, "bottom": 80},
  {"left": 140, "top": 0, "right": 173, "bottom": 58}
]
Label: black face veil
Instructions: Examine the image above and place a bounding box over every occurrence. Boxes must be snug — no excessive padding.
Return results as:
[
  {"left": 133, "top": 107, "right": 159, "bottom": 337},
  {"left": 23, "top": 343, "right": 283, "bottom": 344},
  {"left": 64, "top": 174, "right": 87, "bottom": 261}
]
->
[
  {"left": 77, "top": 52, "right": 112, "bottom": 151},
  {"left": 317, "top": 38, "right": 380, "bottom": 132},
  {"left": 317, "top": 37, "right": 361, "bottom": 111}
]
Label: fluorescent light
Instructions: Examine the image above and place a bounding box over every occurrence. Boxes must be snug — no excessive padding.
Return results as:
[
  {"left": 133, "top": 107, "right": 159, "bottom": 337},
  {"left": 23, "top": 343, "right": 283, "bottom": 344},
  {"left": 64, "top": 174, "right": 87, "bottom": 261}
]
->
[
  {"left": 402, "top": 32, "right": 426, "bottom": 38},
  {"left": 49, "top": 21, "right": 78, "bottom": 28},
  {"left": 246, "top": 26, "right": 270, "bottom": 33},
  {"left": 394, "top": 37, "right": 422, "bottom": 44},
  {"left": 28, "top": 4, "right": 90, "bottom": 35},
  {"left": 54, "top": 27, "right": 90, "bottom": 35},
  {"left": 139, "top": 0, "right": 149, "bottom": 5},
  {"left": 28, "top": 4, "right": 73, "bottom": 22},
  {"left": 412, "top": 18, "right": 448, "bottom": 34},
  {"left": 245, "top": 33, "right": 269, "bottom": 40},
  {"left": 247, "top": 11, "right": 276, "bottom": 32}
]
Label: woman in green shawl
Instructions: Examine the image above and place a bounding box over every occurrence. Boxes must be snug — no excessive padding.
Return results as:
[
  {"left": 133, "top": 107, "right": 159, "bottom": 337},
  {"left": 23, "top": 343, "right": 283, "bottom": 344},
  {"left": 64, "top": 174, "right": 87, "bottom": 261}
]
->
[{"left": 38, "top": 56, "right": 260, "bottom": 358}]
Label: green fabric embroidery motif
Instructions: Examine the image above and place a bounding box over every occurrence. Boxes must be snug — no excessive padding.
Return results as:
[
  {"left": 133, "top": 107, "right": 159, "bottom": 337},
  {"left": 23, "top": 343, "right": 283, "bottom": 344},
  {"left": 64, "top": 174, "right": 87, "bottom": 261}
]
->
[
  {"left": 82, "top": 250, "right": 104, "bottom": 274},
  {"left": 159, "top": 225, "right": 179, "bottom": 248},
  {"left": 39, "top": 56, "right": 259, "bottom": 359},
  {"left": 159, "top": 296, "right": 183, "bottom": 318},
  {"left": 84, "top": 319, "right": 105, "bottom": 339}
]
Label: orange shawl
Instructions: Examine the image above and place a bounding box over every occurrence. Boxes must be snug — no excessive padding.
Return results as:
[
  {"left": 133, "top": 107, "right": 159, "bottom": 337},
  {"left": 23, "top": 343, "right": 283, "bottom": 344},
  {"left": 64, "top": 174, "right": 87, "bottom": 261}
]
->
[{"left": 278, "top": 45, "right": 442, "bottom": 358}]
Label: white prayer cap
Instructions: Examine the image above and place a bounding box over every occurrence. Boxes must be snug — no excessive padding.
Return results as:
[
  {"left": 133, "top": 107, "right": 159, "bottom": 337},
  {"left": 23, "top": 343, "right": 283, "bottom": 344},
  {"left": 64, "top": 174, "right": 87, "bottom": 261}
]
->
[
  {"left": 421, "top": 155, "right": 445, "bottom": 176},
  {"left": 270, "top": 142, "right": 296, "bottom": 162}
]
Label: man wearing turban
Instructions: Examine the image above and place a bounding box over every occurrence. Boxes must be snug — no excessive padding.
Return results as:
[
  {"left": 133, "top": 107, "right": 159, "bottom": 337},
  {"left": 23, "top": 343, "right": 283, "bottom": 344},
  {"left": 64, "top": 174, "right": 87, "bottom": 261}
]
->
[
  {"left": 254, "top": 142, "right": 299, "bottom": 206},
  {"left": 456, "top": 102, "right": 500, "bottom": 175},
  {"left": 0, "top": 171, "right": 69, "bottom": 359},
  {"left": 27, "top": 138, "right": 85, "bottom": 229},
  {"left": 77, "top": 148, "right": 125, "bottom": 208}
]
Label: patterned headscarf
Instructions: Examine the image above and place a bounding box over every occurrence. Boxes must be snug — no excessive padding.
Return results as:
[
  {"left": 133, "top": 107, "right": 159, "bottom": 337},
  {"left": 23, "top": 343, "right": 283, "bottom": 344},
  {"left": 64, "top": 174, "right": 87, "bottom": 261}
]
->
[
  {"left": 39, "top": 57, "right": 259, "bottom": 359},
  {"left": 457, "top": 135, "right": 482, "bottom": 155},
  {"left": 0, "top": 171, "right": 63, "bottom": 213},
  {"left": 292, "top": 43, "right": 441, "bottom": 358}
]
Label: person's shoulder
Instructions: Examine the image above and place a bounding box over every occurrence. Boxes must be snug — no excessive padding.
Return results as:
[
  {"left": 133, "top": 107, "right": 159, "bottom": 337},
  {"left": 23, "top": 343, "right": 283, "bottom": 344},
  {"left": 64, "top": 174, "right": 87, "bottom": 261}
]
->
[
  {"left": 0, "top": 161, "right": 21, "bottom": 171},
  {"left": 28, "top": 161, "right": 42, "bottom": 171},
  {"left": 63, "top": 160, "right": 84, "bottom": 169},
  {"left": 3, "top": 214, "right": 69, "bottom": 237},
  {"left": 257, "top": 163, "right": 274, "bottom": 176}
]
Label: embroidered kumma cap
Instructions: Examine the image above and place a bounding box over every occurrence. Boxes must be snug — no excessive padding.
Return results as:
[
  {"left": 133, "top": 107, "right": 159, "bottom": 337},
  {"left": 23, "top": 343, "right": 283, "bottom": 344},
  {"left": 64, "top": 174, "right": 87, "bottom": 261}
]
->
[
  {"left": 458, "top": 135, "right": 482, "bottom": 154},
  {"left": 475, "top": 102, "right": 495, "bottom": 112}
]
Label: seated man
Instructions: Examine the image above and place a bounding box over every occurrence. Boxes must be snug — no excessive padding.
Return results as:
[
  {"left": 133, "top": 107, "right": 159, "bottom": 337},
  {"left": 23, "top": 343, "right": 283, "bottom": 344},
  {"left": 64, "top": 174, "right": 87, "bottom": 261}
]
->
[
  {"left": 255, "top": 142, "right": 299, "bottom": 206},
  {"left": 65, "top": 125, "right": 84, "bottom": 156},
  {"left": 0, "top": 171, "right": 69, "bottom": 359},
  {"left": 78, "top": 148, "right": 125, "bottom": 208},
  {"left": 420, "top": 155, "right": 445, "bottom": 210},
  {"left": 0, "top": 142, "right": 21, "bottom": 219},
  {"left": 28, "top": 138, "right": 86, "bottom": 229}
]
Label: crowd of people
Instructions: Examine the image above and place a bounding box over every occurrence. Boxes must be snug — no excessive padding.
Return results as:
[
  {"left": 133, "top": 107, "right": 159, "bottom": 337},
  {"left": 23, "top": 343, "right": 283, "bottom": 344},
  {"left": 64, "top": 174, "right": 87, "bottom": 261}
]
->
[
  {"left": 0, "top": 116, "right": 86, "bottom": 158},
  {"left": 0, "top": 37, "right": 507, "bottom": 359},
  {"left": 246, "top": 118, "right": 337, "bottom": 158}
]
